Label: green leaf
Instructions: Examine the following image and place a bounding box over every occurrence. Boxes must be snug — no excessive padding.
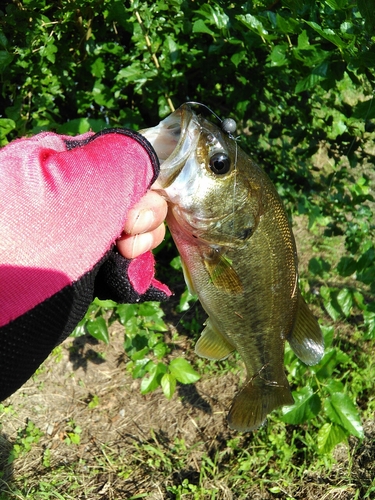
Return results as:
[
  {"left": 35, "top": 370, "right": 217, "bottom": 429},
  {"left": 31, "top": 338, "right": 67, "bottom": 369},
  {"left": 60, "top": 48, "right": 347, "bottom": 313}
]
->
[
  {"left": 70, "top": 319, "right": 87, "bottom": 338},
  {"left": 0, "top": 31, "right": 8, "bottom": 48},
  {"left": 308, "top": 257, "right": 331, "bottom": 277},
  {"left": 281, "top": 386, "right": 321, "bottom": 424},
  {"left": 93, "top": 298, "right": 118, "bottom": 309},
  {"left": 177, "top": 289, "right": 198, "bottom": 313},
  {"left": 313, "top": 348, "right": 350, "bottom": 380},
  {"left": 161, "top": 373, "right": 177, "bottom": 400},
  {"left": 86, "top": 317, "right": 109, "bottom": 344},
  {"left": 325, "top": 379, "right": 345, "bottom": 395},
  {"left": 231, "top": 50, "right": 246, "bottom": 68},
  {"left": 169, "top": 358, "right": 200, "bottom": 384},
  {"left": 325, "top": 0, "right": 347, "bottom": 10},
  {"left": 295, "top": 62, "right": 329, "bottom": 93},
  {"left": 131, "top": 346, "right": 149, "bottom": 361},
  {"left": 192, "top": 20, "right": 215, "bottom": 37},
  {"left": 321, "top": 325, "right": 334, "bottom": 349},
  {"left": 124, "top": 331, "right": 148, "bottom": 356},
  {"left": 267, "top": 44, "right": 288, "bottom": 67},
  {"left": 363, "top": 310, "right": 375, "bottom": 340},
  {"left": 170, "top": 256, "right": 182, "bottom": 270},
  {"left": 324, "top": 392, "right": 364, "bottom": 439},
  {"left": 166, "top": 36, "right": 179, "bottom": 63},
  {"left": 320, "top": 286, "right": 341, "bottom": 322},
  {"left": 337, "top": 256, "right": 357, "bottom": 277},
  {"left": 236, "top": 14, "right": 269, "bottom": 38},
  {"left": 305, "top": 21, "right": 345, "bottom": 48},
  {"left": 140, "top": 362, "right": 167, "bottom": 394},
  {"left": 57, "top": 118, "right": 107, "bottom": 135},
  {"left": 317, "top": 422, "right": 348, "bottom": 454},
  {"left": 358, "top": 0, "right": 375, "bottom": 34},
  {"left": 297, "top": 30, "right": 310, "bottom": 50},
  {"left": 153, "top": 342, "right": 168, "bottom": 359},
  {"left": 0, "top": 50, "right": 13, "bottom": 72},
  {"left": 0, "top": 118, "right": 16, "bottom": 138},
  {"left": 138, "top": 302, "right": 161, "bottom": 317},
  {"left": 41, "top": 42, "right": 58, "bottom": 64},
  {"left": 131, "top": 358, "right": 151, "bottom": 379},
  {"left": 275, "top": 13, "right": 299, "bottom": 34},
  {"left": 116, "top": 304, "right": 138, "bottom": 325},
  {"left": 91, "top": 57, "right": 106, "bottom": 78},
  {"left": 336, "top": 288, "right": 353, "bottom": 317}
]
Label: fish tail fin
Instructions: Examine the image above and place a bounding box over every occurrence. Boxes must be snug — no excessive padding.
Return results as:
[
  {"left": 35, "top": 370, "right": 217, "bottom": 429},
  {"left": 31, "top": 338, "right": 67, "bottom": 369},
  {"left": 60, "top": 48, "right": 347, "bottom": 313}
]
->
[{"left": 227, "top": 377, "right": 294, "bottom": 432}]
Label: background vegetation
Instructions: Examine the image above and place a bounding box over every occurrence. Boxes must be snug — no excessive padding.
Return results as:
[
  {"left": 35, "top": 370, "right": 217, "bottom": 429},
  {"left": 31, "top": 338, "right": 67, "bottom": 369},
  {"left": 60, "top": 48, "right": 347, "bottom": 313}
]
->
[{"left": 0, "top": 0, "right": 374, "bottom": 498}]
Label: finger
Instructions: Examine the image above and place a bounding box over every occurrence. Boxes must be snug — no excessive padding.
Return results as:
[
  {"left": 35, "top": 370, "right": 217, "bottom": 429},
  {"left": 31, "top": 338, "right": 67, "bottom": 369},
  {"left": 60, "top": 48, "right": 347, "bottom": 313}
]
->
[
  {"left": 117, "top": 223, "right": 166, "bottom": 259},
  {"left": 124, "top": 191, "right": 168, "bottom": 235}
]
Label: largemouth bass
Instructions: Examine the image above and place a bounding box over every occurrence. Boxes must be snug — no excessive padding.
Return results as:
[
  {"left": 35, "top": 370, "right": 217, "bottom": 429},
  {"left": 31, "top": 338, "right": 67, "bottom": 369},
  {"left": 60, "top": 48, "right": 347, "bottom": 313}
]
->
[{"left": 140, "top": 103, "right": 324, "bottom": 432}]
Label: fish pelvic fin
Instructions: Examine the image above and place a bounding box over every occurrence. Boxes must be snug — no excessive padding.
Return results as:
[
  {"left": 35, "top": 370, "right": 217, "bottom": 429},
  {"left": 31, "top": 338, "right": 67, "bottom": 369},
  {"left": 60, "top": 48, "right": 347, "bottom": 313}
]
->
[
  {"left": 227, "top": 376, "right": 294, "bottom": 432},
  {"left": 195, "top": 318, "right": 235, "bottom": 360},
  {"left": 287, "top": 294, "right": 324, "bottom": 366}
]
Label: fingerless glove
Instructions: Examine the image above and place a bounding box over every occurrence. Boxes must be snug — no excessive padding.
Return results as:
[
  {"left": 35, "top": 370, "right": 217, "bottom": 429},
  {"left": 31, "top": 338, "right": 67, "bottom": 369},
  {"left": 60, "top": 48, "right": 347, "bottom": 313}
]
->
[{"left": 0, "top": 128, "right": 171, "bottom": 400}]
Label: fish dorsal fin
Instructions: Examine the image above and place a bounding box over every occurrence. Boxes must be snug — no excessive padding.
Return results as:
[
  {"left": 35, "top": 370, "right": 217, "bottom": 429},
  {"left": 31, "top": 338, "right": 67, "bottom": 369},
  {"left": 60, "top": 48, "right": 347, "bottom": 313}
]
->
[
  {"left": 203, "top": 249, "right": 243, "bottom": 294},
  {"left": 287, "top": 294, "right": 324, "bottom": 366},
  {"left": 195, "top": 318, "right": 235, "bottom": 360}
]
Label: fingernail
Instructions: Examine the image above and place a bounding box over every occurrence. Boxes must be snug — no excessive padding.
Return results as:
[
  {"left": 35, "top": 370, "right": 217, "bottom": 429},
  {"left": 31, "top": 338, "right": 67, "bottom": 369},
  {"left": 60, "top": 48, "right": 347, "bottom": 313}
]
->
[
  {"left": 131, "top": 209, "right": 155, "bottom": 234},
  {"left": 130, "top": 233, "right": 153, "bottom": 258}
]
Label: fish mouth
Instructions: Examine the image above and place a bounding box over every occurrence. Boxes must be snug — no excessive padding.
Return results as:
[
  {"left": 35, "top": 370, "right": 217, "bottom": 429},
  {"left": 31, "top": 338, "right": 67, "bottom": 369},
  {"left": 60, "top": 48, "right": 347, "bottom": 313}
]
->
[{"left": 139, "top": 104, "right": 201, "bottom": 188}]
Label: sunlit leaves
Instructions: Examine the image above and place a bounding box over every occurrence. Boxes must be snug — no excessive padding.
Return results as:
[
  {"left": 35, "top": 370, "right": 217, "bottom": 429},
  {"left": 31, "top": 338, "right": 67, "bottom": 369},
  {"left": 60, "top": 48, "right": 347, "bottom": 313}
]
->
[
  {"left": 86, "top": 317, "right": 110, "bottom": 344},
  {"left": 281, "top": 386, "right": 321, "bottom": 424},
  {"left": 161, "top": 372, "right": 177, "bottom": 400},
  {"left": 324, "top": 392, "right": 364, "bottom": 440},
  {"left": 70, "top": 300, "right": 200, "bottom": 400},
  {"left": 169, "top": 358, "right": 201, "bottom": 384},
  {"left": 282, "top": 343, "right": 364, "bottom": 453},
  {"left": 317, "top": 422, "right": 347, "bottom": 454},
  {"left": 192, "top": 20, "right": 215, "bottom": 37}
]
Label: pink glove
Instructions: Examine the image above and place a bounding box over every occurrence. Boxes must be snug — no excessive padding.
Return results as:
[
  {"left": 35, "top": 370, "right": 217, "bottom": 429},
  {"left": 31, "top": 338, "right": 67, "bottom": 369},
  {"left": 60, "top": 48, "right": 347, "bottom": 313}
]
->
[{"left": 0, "top": 128, "right": 171, "bottom": 400}]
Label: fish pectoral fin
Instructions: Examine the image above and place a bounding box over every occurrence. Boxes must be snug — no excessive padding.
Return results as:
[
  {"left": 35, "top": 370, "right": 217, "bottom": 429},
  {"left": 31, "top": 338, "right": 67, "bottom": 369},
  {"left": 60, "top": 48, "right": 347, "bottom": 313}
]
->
[
  {"left": 203, "top": 251, "right": 243, "bottom": 294},
  {"left": 287, "top": 294, "right": 324, "bottom": 366},
  {"left": 227, "top": 375, "right": 294, "bottom": 432},
  {"left": 195, "top": 319, "right": 235, "bottom": 360}
]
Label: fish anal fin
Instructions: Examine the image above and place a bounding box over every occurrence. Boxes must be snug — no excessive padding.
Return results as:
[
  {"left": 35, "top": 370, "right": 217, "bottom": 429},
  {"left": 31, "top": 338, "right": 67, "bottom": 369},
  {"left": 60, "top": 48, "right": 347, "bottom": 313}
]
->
[
  {"left": 203, "top": 250, "right": 243, "bottom": 294},
  {"left": 287, "top": 294, "right": 324, "bottom": 366},
  {"left": 195, "top": 319, "right": 235, "bottom": 360},
  {"left": 228, "top": 377, "right": 294, "bottom": 432}
]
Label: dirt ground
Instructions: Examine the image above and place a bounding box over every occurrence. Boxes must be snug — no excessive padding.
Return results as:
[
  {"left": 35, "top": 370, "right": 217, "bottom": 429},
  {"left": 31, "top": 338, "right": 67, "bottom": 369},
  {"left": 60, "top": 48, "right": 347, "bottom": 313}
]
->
[
  {"left": 0, "top": 321, "right": 240, "bottom": 499},
  {"left": 0, "top": 318, "right": 374, "bottom": 499}
]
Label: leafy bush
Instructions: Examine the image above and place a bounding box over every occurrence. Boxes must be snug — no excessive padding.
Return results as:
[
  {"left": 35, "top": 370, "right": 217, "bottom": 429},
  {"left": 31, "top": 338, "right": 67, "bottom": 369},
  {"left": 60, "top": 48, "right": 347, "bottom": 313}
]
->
[{"left": 1, "top": 0, "right": 374, "bottom": 456}]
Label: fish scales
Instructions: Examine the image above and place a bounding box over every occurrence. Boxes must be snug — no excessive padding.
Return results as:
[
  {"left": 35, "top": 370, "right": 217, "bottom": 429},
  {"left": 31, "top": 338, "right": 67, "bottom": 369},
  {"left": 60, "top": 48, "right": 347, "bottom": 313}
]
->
[{"left": 140, "top": 103, "right": 324, "bottom": 432}]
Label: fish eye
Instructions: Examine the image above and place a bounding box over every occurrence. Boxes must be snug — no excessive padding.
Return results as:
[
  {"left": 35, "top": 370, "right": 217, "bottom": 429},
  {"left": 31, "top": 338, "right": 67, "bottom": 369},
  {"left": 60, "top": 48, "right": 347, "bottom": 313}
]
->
[{"left": 209, "top": 153, "right": 231, "bottom": 175}]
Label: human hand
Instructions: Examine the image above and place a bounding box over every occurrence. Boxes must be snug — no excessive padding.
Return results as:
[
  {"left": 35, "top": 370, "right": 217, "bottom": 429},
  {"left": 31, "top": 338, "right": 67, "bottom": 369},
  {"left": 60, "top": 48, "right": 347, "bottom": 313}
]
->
[{"left": 117, "top": 189, "right": 167, "bottom": 259}]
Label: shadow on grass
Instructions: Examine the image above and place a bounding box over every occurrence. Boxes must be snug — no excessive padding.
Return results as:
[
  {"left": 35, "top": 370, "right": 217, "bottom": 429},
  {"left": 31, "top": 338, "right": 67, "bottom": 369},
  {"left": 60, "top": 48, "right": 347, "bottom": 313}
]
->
[
  {"left": 68, "top": 334, "right": 106, "bottom": 372},
  {"left": 177, "top": 384, "right": 212, "bottom": 414}
]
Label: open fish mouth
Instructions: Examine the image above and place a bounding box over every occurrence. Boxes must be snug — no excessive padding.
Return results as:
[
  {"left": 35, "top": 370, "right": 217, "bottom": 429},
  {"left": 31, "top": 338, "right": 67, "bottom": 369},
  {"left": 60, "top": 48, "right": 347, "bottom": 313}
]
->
[{"left": 139, "top": 104, "right": 201, "bottom": 188}]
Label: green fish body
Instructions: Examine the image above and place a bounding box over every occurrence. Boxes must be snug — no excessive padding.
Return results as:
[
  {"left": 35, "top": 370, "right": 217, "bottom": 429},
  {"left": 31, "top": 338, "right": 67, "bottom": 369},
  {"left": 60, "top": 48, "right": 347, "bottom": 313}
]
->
[{"left": 140, "top": 104, "right": 324, "bottom": 431}]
